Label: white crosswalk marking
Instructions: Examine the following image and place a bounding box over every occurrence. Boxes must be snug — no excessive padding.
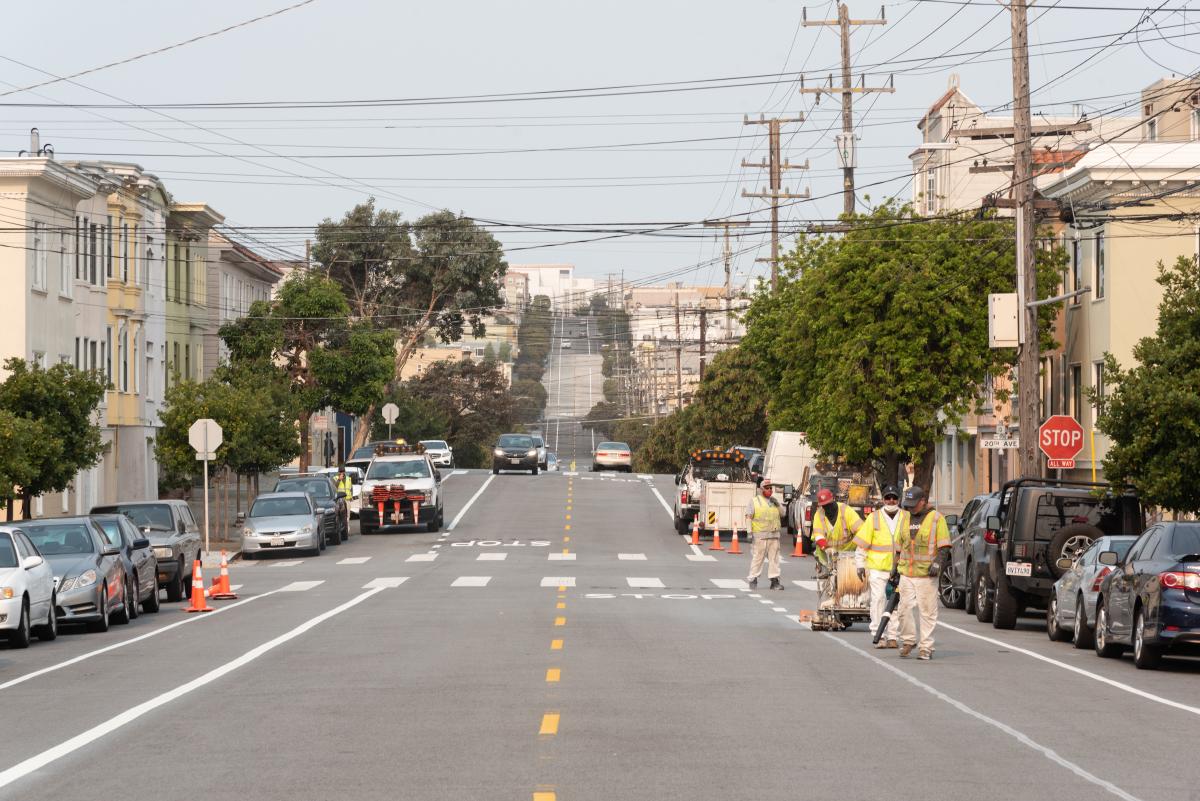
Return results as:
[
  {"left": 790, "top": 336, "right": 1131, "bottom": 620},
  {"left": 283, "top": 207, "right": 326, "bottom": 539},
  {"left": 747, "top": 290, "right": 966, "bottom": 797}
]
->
[
  {"left": 451, "top": 576, "right": 492, "bottom": 587},
  {"left": 269, "top": 560, "right": 303, "bottom": 567},
  {"left": 279, "top": 580, "right": 323, "bottom": 592},
  {"left": 406, "top": 553, "right": 438, "bottom": 562},
  {"left": 618, "top": 553, "right": 647, "bottom": 560},
  {"left": 548, "top": 553, "right": 576, "bottom": 561},
  {"left": 363, "top": 577, "right": 408, "bottom": 589},
  {"left": 477, "top": 553, "right": 508, "bottom": 561},
  {"left": 792, "top": 580, "right": 818, "bottom": 591},
  {"left": 772, "top": 607, "right": 787, "bottom": 612},
  {"left": 710, "top": 578, "right": 749, "bottom": 590},
  {"left": 336, "top": 557, "right": 371, "bottom": 565},
  {"left": 541, "top": 577, "right": 576, "bottom": 587},
  {"left": 626, "top": 577, "right": 665, "bottom": 588}
]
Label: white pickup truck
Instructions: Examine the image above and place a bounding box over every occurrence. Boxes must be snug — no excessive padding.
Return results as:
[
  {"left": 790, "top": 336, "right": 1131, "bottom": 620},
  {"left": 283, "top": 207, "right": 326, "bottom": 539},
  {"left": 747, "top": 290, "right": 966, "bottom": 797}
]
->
[{"left": 672, "top": 449, "right": 757, "bottom": 536}]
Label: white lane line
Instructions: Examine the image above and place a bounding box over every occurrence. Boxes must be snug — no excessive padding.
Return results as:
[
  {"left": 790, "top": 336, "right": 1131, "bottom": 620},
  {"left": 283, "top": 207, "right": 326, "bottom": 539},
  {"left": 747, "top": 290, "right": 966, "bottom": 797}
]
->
[
  {"left": 0, "top": 589, "right": 283, "bottom": 693},
  {"left": 748, "top": 593, "right": 763, "bottom": 598},
  {"left": 541, "top": 576, "right": 576, "bottom": 587},
  {"left": 451, "top": 576, "right": 491, "bottom": 587},
  {"left": 772, "top": 607, "right": 787, "bottom": 612},
  {"left": 447, "top": 473, "right": 495, "bottom": 531},
  {"left": 823, "top": 634, "right": 1143, "bottom": 801},
  {"left": 626, "top": 577, "right": 666, "bottom": 588},
  {"left": 792, "top": 580, "right": 818, "bottom": 591},
  {"left": 269, "top": 560, "right": 303, "bottom": 567},
  {"left": 363, "top": 577, "right": 408, "bottom": 588},
  {"left": 939, "top": 621, "right": 1200, "bottom": 719},
  {"left": 711, "top": 578, "right": 749, "bottom": 590},
  {"left": 406, "top": 553, "right": 437, "bottom": 562},
  {"left": 477, "top": 552, "right": 508, "bottom": 561},
  {"left": 278, "top": 581, "right": 324, "bottom": 592},
  {"left": 758, "top": 599, "right": 774, "bottom": 605},
  {"left": 618, "top": 553, "right": 647, "bottom": 560},
  {"left": 0, "top": 585, "right": 394, "bottom": 791},
  {"left": 648, "top": 486, "right": 673, "bottom": 520},
  {"left": 452, "top": 470, "right": 469, "bottom": 476},
  {"left": 336, "top": 557, "right": 371, "bottom": 565},
  {"left": 548, "top": 553, "right": 577, "bottom": 561},
  {"left": 638, "top": 474, "right": 653, "bottom": 480}
]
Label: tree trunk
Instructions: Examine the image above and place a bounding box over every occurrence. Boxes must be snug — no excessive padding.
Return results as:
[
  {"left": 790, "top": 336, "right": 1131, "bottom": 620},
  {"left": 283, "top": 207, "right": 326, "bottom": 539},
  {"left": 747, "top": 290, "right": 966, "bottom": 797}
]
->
[
  {"left": 299, "top": 409, "right": 312, "bottom": 472},
  {"left": 913, "top": 442, "right": 936, "bottom": 495},
  {"left": 5, "top": 496, "right": 12, "bottom": 522},
  {"left": 351, "top": 403, "right": 376, "bottom": 451},
  {"left": 883, "top": 452, "right": 901, "bottom": 491},
  {"left": 21, "top": 492, "right": 32, "bottom": 520}
]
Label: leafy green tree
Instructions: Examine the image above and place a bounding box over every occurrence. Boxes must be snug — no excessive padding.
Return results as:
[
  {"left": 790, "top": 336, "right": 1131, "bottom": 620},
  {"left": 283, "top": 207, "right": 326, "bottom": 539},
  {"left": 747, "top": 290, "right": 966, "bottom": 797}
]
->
[
  {"left": 0, "top": 412, "right": 60, "bottom": 513},
  {"left": 602, "top": 377, "right": 619, "bottom": 403},
  {"left": 574, "top": 304, "right": 591, "bottom": 317},
  {"left": 497, "top": 341, "right": 513, "bottom": 363},
  {"left": 0, "top": 359, "right": 107, "bottom": 515},
  {"left": 1094, "top": 256, "right": 1200, "bottom": 511},
  {"left": 481, "top": 342, "right": 497, "bottom": 363},
  {"left": 369, "top": 387, "right": 450, "bottom": 443},
  {"left": 635, "top": 407, "right": 698, "bottom": 474},
  {"left": 407, "top": 361, "right": 513, "bottom": 468},
  {"left": 687, "top": 348, "right": 770, "bottom": 449},
  {"left": 582, "top": 401, "right": 621, "bottom": 436},
  {"left": 589, "top": 293, "right": 609, "bottom": 314},
  {"left": 511, "top": 378, "right": 547, "bottom": 424}
]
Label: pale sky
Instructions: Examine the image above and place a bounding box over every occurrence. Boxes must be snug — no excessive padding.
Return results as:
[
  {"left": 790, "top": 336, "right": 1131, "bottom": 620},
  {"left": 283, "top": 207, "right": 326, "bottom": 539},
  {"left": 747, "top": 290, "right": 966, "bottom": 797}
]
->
[{"left": 3, "top": 1, "right": 1194, "bottom": 289}]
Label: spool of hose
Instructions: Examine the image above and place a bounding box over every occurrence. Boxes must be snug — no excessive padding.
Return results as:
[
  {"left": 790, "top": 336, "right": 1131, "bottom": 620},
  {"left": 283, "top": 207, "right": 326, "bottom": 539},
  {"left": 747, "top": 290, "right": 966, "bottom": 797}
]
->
[{"left": 836, "top": 557, "right": 866, "bottom": 597}]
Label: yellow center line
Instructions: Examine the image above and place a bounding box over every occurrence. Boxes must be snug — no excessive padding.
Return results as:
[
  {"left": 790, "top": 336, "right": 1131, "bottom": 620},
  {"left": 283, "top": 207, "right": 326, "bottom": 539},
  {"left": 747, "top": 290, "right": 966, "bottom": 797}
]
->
[
  {"left": 564, "top": 524, "right": 571, "bottom": 530},
  {"left": 539, "top": 713, "right": 560, "bottom": 735},
  {"left": 551, "top": 639, "right": 563, "bottom": 650},
  {"left": 558, "top": 585, "right": 566, "bottom": 592},
  {"left": 561, "top": 548, "right": 570, "bottom": 555},
  {"left": 563, "top": 535, "right": 570, "bottom": 542},
  {"left": 565, "top": 514, "right": 571, "bottom": 520},
  {"left": 554, "top": 616, "right": 566, "bottom": 626},
  {"left": 534, "top": 791, "right": 557, "bottom": 801},
  {"left": 556, "top": 601, "right": 565, "bottom": 609},
  {"left": 545, "top": 668, "right": 561, "bottom": 683}
]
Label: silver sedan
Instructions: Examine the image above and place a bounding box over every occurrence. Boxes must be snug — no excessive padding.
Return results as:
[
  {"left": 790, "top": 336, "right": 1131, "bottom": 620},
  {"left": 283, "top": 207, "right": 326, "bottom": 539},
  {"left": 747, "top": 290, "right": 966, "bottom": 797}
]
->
[
  {"left": 241, "top": 493, "right": 324, "bottom": 558},
  {"left": 1047, "top": 534, "right": 1138, "bottom": 648}
]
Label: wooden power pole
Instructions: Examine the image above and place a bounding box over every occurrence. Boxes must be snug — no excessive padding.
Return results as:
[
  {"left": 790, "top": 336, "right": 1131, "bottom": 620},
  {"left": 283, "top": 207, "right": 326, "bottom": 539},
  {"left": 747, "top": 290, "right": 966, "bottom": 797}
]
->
[
  {"left": 741, "top": 115, "right": 808, "bottom": 291},
  {"left": 673, "top": 291, "right": 682, "bottom": 410},
  {"left": 698, "top": 307, "right": 707, "bottom": 382},
  {"left": 703, "top": 219, "right": 750, "bottom": 343},
  {"left": 801, "top": 3, "right": 893, "bottom": 216}
]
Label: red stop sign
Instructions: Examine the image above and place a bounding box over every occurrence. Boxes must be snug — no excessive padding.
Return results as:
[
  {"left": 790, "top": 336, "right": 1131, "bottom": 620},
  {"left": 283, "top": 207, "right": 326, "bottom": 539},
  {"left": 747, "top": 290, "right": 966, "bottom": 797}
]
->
[{"left": 1039, "top": 415, "right": 1085, "bottom": 461}]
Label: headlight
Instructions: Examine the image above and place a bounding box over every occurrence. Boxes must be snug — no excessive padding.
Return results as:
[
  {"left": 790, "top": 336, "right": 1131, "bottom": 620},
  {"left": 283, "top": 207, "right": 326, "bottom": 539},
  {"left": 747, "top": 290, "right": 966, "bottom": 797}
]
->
[
  {"left": 527, "top": 449, "right": 538, "bottom": 457},
  {"left": 56, "top": 575, "right": 73, "bottom": 591},
  {"left": 242, "top": 527, "right": 255, "bottom": 537},
  {"left": 153, "top": 547, "right": 173, "bottom": 559},
  {"left": 74, "top": 569, "right": 98, "bottom": 589},
  {"left": 1, "top": 587, "right": 13, "bottom": 600},
  {"left": 300, "top": 524, "right": 314, "bottom": 534},
  {"left": 494, "top": 448, "right": 505, "bottom": 457}
]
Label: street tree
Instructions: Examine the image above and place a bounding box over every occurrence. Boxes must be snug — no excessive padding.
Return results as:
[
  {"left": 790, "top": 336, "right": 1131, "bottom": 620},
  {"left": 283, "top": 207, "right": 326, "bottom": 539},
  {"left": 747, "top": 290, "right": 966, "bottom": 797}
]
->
[
  {"left": 1094, "top": 256, "right": 1200, "bottom": 512},
  {"left": 407, "top": 360, "right": 514, "bottom": 467},
  {"left": 369, "top": 387, "right": 450, "bottom": 443}
]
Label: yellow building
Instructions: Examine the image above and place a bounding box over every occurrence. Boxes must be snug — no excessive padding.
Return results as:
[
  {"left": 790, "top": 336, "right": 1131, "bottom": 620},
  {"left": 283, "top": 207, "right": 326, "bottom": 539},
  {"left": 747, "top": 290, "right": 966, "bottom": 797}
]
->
[{"left": 166, "top": 203, "right": 223, "bottom": 386}]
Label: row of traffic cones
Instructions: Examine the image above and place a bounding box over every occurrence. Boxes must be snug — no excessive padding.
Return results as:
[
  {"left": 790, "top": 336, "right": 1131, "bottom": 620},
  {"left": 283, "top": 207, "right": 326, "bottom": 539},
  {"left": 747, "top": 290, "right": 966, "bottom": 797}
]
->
[
  {"left": 182, "top": 550, "right": 238, "bottom": 613},
  {"left": 689, "top": 517, "right": 807, "bottom": 558}
]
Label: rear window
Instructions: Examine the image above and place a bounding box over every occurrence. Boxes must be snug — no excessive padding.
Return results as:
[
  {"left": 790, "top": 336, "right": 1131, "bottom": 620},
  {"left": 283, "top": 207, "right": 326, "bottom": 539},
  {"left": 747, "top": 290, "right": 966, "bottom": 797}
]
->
[
  {"left": 421, "top": 441, "right": 448, "bottom": 450},
  {"left": 1169, "top": 526, "right": 1200, "bottom": 558},
  {"left": 499, "top": 435, "right": 533, "bottom": 448},
  {"left": 94, "top": 503, "right": 173, "bottom": 531},
  {"left": 598, "top": 442, "right": 629, "bottom": 451},
  {"left": 1030, "top": 494, "right": 1132, "bottom": 540},
  {"left": 695, "top": 463, "right": 751, "bottom": 482},
  {"left": 367, "top": 460, "right": 431, "bottom": 480}
]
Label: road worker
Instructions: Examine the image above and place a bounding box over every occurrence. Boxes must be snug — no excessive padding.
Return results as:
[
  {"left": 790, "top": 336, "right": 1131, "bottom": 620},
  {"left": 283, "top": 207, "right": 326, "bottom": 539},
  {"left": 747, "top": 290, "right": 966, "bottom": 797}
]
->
[
  {"left": 811, "top": 487, "right": 863, "bottom": 569},
  {"left": 853, "top": 485, "right": 906, "bottom": 649},
  {"left": 745, "top": 479, "right": 785, "bottom": 591},
  {"left": 335, "top": 467, "right": 354, "bottom": 526},
  {"left": 893, "top": 486, "right": 952, "bottom": 660}
]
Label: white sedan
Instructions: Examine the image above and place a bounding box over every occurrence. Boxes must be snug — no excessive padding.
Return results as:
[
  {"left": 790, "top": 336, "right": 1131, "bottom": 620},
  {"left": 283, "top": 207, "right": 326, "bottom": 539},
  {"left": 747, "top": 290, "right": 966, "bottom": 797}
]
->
[{"left": 0, "top": 527, "right": 58, "bottom": 648}]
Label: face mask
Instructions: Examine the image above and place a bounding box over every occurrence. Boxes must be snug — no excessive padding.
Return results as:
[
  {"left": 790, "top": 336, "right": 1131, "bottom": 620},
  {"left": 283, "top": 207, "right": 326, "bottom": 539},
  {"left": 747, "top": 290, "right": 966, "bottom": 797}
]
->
[
  {"left": 822, "top": 503, "right": 838, "bottom": 519},
  {"left": 883, "top": 502, "right": 900, "bottom": 513}
]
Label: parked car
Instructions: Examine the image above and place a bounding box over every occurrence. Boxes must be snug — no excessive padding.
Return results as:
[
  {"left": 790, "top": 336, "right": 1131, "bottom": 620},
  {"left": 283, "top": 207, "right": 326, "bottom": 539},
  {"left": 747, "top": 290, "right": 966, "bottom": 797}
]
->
[
  {"left": 982, "top": 478, "right": 1143, "bottom": 629},
  {"left": 1094, "top": 522, "right": 1200, "bottom": 669},
  {"left": 561, "top": 340, "right": 572, "bottom": 349},
  {"left": 92, "top": 514, "right": 160, "bottom": 616},
  {"left": 493, "top": 434, "right": 539, "bottom": 475},
  {"left": 241, "top": 492, "right": 324, "bottom": 558},
  {"left": 0, "top": 527, "right": 57, "bottom": 647},
  {"left": 747, "top": 453, "right": 765, "bottom": 485},
  {"left": 90, "top": 500, "right": 202, "bottom": 603},
  {"left": 546, "top": 452, "right": 558, "bottom": 472},
  {"left": 593, "top": 441, "right": 632, "bottom": 472},
  {"left": 272, "top": 474, "right": 348, "bottom": 545},
  {"left": 21, "top": 518, "right": 130, "bottom": 632},
  {"left": 1046, "top": 534, "right": 1138, "bottom": 647},
  {"left": 939, "top": 492, "right": 999, "bottom": 615},
  {"left": 420, "top": 440, "right": 454, "bottom": 469}
]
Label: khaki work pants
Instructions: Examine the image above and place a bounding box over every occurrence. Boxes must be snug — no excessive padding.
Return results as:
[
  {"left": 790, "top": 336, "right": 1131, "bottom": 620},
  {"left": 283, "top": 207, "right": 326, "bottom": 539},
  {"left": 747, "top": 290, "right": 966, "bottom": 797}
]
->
[
  {"left": 897, "top": 575, "right": 938, "bottom": 652},
  {"left": 868, "top": 569, "right": 899, "bottom": 642},
  {"left": 747, "top": 535, "right": 781, "bottom": 580}
]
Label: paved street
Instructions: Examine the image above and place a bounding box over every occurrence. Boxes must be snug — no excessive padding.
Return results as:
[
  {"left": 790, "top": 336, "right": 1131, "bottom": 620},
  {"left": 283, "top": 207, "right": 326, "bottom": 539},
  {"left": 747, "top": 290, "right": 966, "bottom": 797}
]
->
[{"left": 1, "top": 460, "right": 1196, "bottom": 800}]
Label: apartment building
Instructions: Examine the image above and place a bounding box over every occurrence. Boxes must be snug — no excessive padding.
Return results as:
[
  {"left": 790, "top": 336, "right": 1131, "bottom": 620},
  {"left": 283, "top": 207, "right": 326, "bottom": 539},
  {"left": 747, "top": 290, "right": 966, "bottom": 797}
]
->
[
  {"left": 205, "top": 231, "right": 283, "bottom": 377},
  {"left": 165, "top": 203, "right": 222, "bottom": 386}
]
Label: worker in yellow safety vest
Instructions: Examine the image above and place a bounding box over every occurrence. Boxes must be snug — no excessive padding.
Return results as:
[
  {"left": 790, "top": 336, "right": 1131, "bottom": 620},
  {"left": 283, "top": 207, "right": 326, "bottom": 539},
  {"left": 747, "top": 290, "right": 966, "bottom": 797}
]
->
[
  {"left": 893, "top": 485, "right": 952, "bottom": 661},
  {"left": 811, "top": 487, "right": 863, "bottom": 569},
  {"left": 852, "top": 485, "right": 907, "bottom": 649},
  {"left": 745, "top": 479, "right": 785, "bottom": 591},
  {"left": 335, "top": 467, "right": 354, "bottom": 525}
]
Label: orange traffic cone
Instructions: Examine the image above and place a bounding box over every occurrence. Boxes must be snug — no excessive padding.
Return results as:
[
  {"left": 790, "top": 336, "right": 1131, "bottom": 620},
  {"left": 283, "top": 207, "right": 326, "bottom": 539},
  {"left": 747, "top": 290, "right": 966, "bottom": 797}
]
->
[
  {"left": 209, "top": 550, "right": 238, "bottom": 600},
  {"left": 183, "top": 560, "right": 213, "bottom": 613},
  {"left": 690, "top": 518, "right": 700, "bottom": 546},
  {"left": 791, "top": 531, "right": 807, "bottom": 558},
  {"left": 709, "top": 527, "right": 724, "bottom": 551},
  {"left": 727, "top": 527, "right": 742, "bottom": 555}
]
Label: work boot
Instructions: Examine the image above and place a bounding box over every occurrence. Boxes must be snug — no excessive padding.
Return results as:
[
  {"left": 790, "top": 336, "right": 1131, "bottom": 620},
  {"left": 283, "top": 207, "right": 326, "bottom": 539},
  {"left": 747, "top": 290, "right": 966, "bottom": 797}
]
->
[
  {"left": 769, "top": 578, "right": 783, "bottom": 591},
  {"left": 885, "top": 639, "right": 899, "bottom": 649},
  {"left": 917, "top": 650, "right": 933, "bottom": 661},
  {"left": 873, "top": 640, "right": 888, "bottom": 650},
  {"left": 899, "top": 644, "right": 914, "bottom": 658},
  {"left": 747, "top": 578, "right": 758, "bottom": 589}
]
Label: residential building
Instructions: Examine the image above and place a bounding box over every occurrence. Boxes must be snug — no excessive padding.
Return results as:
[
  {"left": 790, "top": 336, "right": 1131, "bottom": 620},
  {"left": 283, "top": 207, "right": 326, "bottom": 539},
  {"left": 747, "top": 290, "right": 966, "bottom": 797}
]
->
[
  {"left": 399, "top": 345, "right": 472, "bottom": 381},
  {"left": 166, "top": 203, "right": 223, "bottom": 387},
  {"left": 503, "top": 271, "right": 529, "bottom": 311},
  {"left": 205, "top": 231, "right": 283, "bottom": 377},
  {"left": 507, "top": 264, "right": 596, "bottom": 310},
  {"left": 1139, "top": 76, "right": 1200, "bottom": 142}
]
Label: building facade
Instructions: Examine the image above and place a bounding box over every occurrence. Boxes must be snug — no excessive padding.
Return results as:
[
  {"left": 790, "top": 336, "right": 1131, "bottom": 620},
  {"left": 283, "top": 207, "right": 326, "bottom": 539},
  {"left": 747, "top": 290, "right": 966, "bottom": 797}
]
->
[
  {"left": 205, "top": 231, "right": 282, "bottom": 377},
  {"left": 166, "top": 203, "right": 222, "bottom": 387}
]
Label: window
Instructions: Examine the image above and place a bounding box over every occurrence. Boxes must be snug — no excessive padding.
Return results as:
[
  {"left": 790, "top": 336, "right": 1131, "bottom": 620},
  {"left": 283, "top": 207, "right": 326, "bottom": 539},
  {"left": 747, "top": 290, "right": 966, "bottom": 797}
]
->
[
  {"left": 89, "top": 224, "right": 98, "bottom": 284},
  {"left": 1070, "top": 363, "right": 1083, "bottom": 421},
  {"left": 33, "top": 351, "right": 46, "bottom": 369},
  {"left": 925, "top": 170, "right": 937, "bottom": 215},
  {"left": 184, "top": 244, "right": 192, "bottom": 305},
  {"left": 104, "top": 217, "right": 112, "bottom": 280},
  {"left": 184, "top": 344, "right": 191, "bottom": 381},
  {"left": 174, "top": 244, "right": 182, "bottom": 302},
  {"left": 89, "top": 339, "right": 97, "bottom": 374},
  {"left": 104, "top": 326, "right": 112, "bottom": 385},
  {"left": 1094, "top": 233, "right": 1105, "bottom": 299},
  {"left": 144, "top": 247, "right": 153, "bottom": 290},
  {"left": 133, "top": 326, "right": 140, "bottom": 394},
  {"left": 1193, "top": 108, "right": 1200, "bottom": 140},
  {"left": 59, "top": 231, "right": 70, "bottom": 298},
  {"left": 1146, "top": 118, "right": 1158, "bottom": 141},
  {"left": 1070, "top": 238, "right": 1082, "bottom": 304},
  {"left": 120, "top": 223, "right": 129, "bottom": 282},
  {"left": 32, "top": 222, "right": 47, "bottom": 291},
  {"left": 74, "top": 216, "right": 81, "bottom": 280},
  {"left": 1093, "top": 361, "right": 1105, "bottom": 418},
  {"left": 172, "top": 342, "right": 180, "bottom": 385},
  {"left": 119, "top": 324, "right": 129, "bottom": 393}
]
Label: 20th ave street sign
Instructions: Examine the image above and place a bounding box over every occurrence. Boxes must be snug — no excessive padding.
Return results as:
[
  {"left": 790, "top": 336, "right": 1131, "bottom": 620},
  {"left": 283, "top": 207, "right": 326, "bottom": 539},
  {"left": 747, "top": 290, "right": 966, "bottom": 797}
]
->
[{"left": 1039, "top": 415, "right": 1084, "bottom": 469}]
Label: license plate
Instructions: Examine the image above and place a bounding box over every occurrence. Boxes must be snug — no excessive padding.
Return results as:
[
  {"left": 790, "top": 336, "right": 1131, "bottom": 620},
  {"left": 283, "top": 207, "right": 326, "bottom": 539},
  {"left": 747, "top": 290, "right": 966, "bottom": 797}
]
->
[
  {"left": 510, "top": 458, "right": 521, "bottom": 464},
  {"left": 271, "top": 536, "right": 285, "bottom": 547},
  {"left": 1005, "top": 561, "right": 1032, "bottom": 577}
]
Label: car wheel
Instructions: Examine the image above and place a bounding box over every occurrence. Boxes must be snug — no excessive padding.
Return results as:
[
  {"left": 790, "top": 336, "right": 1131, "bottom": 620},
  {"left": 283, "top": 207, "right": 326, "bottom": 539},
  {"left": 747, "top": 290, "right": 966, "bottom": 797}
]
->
[
  {"left": 1046, "top": 594, "right": 1070, "bottom": 641},
  {"left": 1133, "top": 608, "right": 1162, "bottom": 669},
  {"left": 143, "top": 579, "right": 161, "bottom": 614},
  {"left": 8, "top": 598, "right": 31, "bottom": 649},
  {"left": 165, "top": 560, "right": 186, "bottom": 602},
  {"left": 113, "top": 577, "right": 133, "bottom": 625},
  {"left": 427, "top": 515, "right": 440, "bottom": 533},
  {"left": 992, "top": 575, "right": 1019, "bottom": 629},
  {"left": 34, "top": 593, "right": 57, "bottom": 641},
  {"left": 963, "top": 562, "right": 977, "bottom": 615},
  {"left": 1071, "top": 596, "right": 1094, "bottom": 649},
  {"left": 128, "top": 575, "right": 140, "bottom": 621},
  {"left": 492, "top": 468, "right": 499, "bottom": 475},
  {"left": 89, "top": 586, "right": 111, "bottom": 633},
  {"left": 1094, "top": 603, "right": 1122, "bottom": 658},
  {"left": 674, "top": 516, "right": 689, "bottom": 536},
  {"left": 532, "top": 467, "right": 539, "bottom": 475},
  {"left": 973, "top": 568, "right": 994, "bottom": 623},
  {"left": 361, "top": 524, "right": 375, "bottom": 535},
  {"left": 938, "top": 569, "right": 964, "bottom": 610}
]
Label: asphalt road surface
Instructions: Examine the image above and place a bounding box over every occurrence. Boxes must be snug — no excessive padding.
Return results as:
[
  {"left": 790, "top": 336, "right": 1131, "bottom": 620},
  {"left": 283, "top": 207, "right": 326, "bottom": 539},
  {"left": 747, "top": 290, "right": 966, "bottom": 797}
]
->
[
  {"left": 544, "top": 314, "right": 602, "bottom": 471},
  {"left": 2, "top": 468, "right": 1197, "bottom": 800}
]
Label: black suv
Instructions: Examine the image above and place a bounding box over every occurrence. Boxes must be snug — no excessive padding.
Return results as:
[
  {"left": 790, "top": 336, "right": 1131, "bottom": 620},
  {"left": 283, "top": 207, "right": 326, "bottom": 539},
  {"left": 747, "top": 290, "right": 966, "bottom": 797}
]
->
[{"left": 982, "top": 478, "right": 1143, "bottom": 629}]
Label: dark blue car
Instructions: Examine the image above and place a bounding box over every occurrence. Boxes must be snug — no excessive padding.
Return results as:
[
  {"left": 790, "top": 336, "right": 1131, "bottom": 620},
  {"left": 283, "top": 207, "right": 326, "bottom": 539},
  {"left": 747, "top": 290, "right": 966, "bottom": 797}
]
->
[{"left": 1094, "top": 521, "right": 1200, "bottom": 669}]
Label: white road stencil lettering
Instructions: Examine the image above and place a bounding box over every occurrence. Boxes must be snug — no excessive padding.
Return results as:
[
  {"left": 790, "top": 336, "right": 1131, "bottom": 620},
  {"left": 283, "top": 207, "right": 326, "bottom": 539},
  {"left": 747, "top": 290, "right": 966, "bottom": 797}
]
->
[
  {"left": 618, "top": 553, "right": 647, "bottom": 560},
  {"left": 541, "top": 576, "right": 576, "bottom": 587},
  {"left": 792, "top": 580, "right": 818, "bottom": 591},
  {"left": 279, "top": 581, "right": 324, "bottom": 592},
  {"left": 710, "top": 578, "right": 749, "bottom": 590},
  {"left": 269, "top": 560, "right": 303, "bottom": 567},
  {"left": 363, "top": 577, "right": 408, "bottom": 589},
  {"left": 548, "top": 552, "right": 577, "bottom": 561}
]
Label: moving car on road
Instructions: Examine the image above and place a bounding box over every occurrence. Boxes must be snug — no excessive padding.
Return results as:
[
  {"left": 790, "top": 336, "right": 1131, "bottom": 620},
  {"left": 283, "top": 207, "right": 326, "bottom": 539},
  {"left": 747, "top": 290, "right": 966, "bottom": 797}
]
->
[
  {"left": 272, "top": 474, "right": 348, "bottom": 546},
  {"left": 493, "top": 434, "right": 540, "bottom": 475},
  {"left": 241, "top": 492, "right": 325, "bottom": 558},
  {"left": 532, "top": 435, "right": 549, "bottom": 470},
  {"left": 1046, "top": 534, "right": 1137, "bottom": 647},
  {"left": 1094, "top": 521, "right": 1200, "bottom": 668},
  {"left": 592, "top": 441, "right": 632, "bottom": 472},
  {"left": 22, "top": 518, "right": 131, "bottom": 632},
  {"left": 92, "top": 514, "right": 159, "bottom": 616},
  {"left": 360, "top": 445, "right": 445, "bottom": 534},
  {"left": 89, "top": 500, "right": 202, "bottom": 603},
  {"left": 420, "top": 440, "right": 454, "bottom": 469},
  {"left": 546, "top": 452, "right": 558, "bottom": 472},
  {"left": 0, "top": 527, "right": 57, "bottom": 647},
  {"left": 561, "top": 340, "right": 572, "bottom": 349}
]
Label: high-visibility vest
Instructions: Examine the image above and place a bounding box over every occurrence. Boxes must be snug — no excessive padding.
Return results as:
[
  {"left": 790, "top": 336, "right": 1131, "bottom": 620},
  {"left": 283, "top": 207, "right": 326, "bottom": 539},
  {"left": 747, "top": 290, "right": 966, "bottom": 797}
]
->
[
  {"left": 895, "top": 511, "right": 951, "bottom": 578},
  {"left": 812, "top": 502, "right": 863, "bottom": 550},
  {"left": 750, "top": 495, "right": 782, "bottom": 534},
  {"left": 852, "top": 509, "right": 908, "bottom": 572},
  {"left": 336, "top": 475, "right": 353, "bottom": 499}
]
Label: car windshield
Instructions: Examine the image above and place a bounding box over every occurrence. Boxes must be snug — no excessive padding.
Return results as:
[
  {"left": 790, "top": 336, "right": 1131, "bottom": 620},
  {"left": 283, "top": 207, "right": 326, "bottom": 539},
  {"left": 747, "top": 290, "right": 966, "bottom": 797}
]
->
[
  {"left": 0, "top": 534, "right": 16, "bottom": 568},
  {"left": 693, "top": 462, "right": 751, "bottom": 482},
  {"left": 276, "top": 479, "right": 332, "bottom": 499},
  {"left": 1032, "top": 495, "right": 1131, "bottom": 540},
  {"left": 95, "top": 503, "right": 173, "bottom": 531},
  {"left": 499, "top": 435, "right": 533, "bottom": 449},
  {"left": 598, "top": 442, "right": 629, "bottom": 451},
  {"left": 421, "top": 441, "right": 448, "bottom": 450},
  {"left": 24, "top": 523, "right": 96, "bottom": 555},
  {"left": 251, "top": 497, "right": 311, "bottom": 518},
  {"left": 1170, "top": 526, "right": 1200, "bottom": 558},
  {"left": 367, "top": 460, "right": 431, "bottom": 480}
]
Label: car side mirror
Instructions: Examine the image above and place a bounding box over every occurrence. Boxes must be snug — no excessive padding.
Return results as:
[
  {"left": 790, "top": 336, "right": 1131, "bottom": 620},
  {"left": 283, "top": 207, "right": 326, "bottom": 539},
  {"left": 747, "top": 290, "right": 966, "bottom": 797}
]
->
[
  {"left": 101, "top": 544, "right": 120, "bottom": 557},
  {"left": 178, "top": 521, "right": 186, "bottom": 535},
  {"left": 337, "top": 491, "right": 347, "bottom": 499},
  {"left": 986, "top": 515, "right": 1001, "bottom": 531},
  {"left": 434, "top": 469, "right": 442, "bottom": 481},
  {"left": 1098, "top": 551, "right": 1118, "bottom": 566},
  {"left": 235, "top": 512, "right": 245, "bottom": 525},
  {"left": 945, "top": 514, "right": 959, "bottom": 529},
  {"left": 21, "top": 555, "right": 44, "bottom": 570},
  {"left": 132, "top": 538, "right": 150, "bottom": 550},
  {"left": 1056, "top": 557, "right": 1074, "bottom": 571},
  {"left": 674, "top": 474, "right": 681, "bottom": 485}
]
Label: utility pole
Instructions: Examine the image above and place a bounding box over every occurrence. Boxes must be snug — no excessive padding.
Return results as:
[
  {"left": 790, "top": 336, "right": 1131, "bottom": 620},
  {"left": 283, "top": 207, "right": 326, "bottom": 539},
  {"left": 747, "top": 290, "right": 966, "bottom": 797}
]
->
[
  {"left": 698, "top": 307, "right": 707, "bottom": 381},
  {"left": 703, "top": 219, "right": 750, "bottom": 343},
  {"left": 1010, "top": 0, "right": 1040, "bottom": 479},
  {"left": 742, "top": 115, "right": 807, "bottom": 291},
  {"left": 673, "top": 291, "right": 682, "bottom": 411},
  {"left": 801, "top": 3, "right": 893, "bottom": 216}
]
